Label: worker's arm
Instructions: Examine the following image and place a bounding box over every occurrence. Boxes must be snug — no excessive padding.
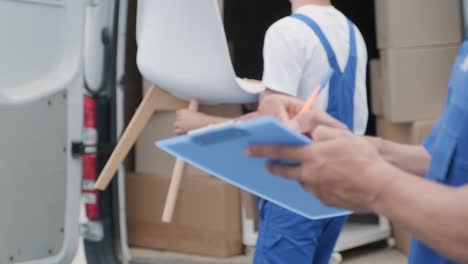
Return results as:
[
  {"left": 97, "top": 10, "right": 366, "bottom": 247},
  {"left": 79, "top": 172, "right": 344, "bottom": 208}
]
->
[
  {"left": 174, "top": 110, "right": 259, "bottom": 135},
  {"left": 367, "top": 137, "right": 431, "bottom": 177},
  {"left": 271, "top": 106, "right": 432, "bottom": 176},
  {"left": 175, "top": 88, "right": 297, "bottom": 135},
  {"left": 371, "top": 164, "right": 468, "bottom": 263},
  {"left": 268, "top": 106, "right": 432, "bottom": 176},
  {"left": 257, "top": 89, "right": 304, "bottom": 122},
  {"left": 246, "top": 121, "right": 468, "bottom": 263}
]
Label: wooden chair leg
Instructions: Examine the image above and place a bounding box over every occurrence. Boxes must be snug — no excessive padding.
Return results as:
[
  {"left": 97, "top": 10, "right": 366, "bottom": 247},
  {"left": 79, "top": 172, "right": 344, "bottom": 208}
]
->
[
  {"left": 95, "top": 85, "right": 161, "bottom": 190},
  {"left": 162, "top": 99, "right": 199, "bottom": 223}
]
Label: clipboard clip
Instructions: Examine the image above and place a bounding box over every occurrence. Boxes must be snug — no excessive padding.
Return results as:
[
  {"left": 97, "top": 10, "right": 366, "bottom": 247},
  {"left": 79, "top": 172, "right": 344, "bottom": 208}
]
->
[{"left": 188, "top": 120, "right": 249, "bottom": 146}]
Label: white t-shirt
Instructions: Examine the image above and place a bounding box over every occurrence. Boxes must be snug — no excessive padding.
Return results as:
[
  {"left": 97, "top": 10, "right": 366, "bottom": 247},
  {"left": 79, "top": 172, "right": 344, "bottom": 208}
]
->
[{"left": 262, "top": 5, "right": 368, "bottom": 135}]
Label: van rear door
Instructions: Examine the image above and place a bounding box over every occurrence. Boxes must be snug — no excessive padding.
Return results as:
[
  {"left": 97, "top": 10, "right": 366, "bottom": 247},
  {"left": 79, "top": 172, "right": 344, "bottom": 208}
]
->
[{"left": 0, "top": 0, "right": 87, "bottom": 263}]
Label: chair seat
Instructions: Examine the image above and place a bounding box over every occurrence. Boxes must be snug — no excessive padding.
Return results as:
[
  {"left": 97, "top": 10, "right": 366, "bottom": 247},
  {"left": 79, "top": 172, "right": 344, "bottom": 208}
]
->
[{"left": 136, "top": 0, "right": 263, "bottom": 104}]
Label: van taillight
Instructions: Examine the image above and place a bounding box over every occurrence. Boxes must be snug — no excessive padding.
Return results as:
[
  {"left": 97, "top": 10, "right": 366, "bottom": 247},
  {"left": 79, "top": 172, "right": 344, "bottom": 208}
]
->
[{"left": 83, "top": 95, "right": 100, "bottom": 221}]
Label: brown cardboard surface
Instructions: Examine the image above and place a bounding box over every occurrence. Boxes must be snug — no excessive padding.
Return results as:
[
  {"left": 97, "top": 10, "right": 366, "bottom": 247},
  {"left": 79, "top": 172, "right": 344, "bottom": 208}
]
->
[
  {"left": 380, "top": 46, "right": 457, "bottom": 122},
  {"left": 126, "top": 173, "right": 243, "bottom": 257},
  {"left": 135, "top": 104, "right": 242, "bottom": 176},
  {"left": 370, "top": 59, "right": 382, "bottom": 116},
  {"left": 410, "top": 121, "right": 436, "bottom": 145},
  {"left": 376, "top": 118, "right": 436, "bottom": 145},
  {"left": 375, "top": 0, "right": 462, "bottom": 49}
]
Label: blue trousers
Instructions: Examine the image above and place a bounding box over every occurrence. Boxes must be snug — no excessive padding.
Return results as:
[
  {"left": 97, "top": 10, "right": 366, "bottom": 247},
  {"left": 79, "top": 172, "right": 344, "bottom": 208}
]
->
[{"left": 254, "top": 200, "right": 347, "bottom": 264}]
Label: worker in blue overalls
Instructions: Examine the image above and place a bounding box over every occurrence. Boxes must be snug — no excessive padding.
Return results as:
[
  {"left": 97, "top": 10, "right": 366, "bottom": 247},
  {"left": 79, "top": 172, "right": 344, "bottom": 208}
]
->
[
  {"left": 251, "top": 1, "right": 368, "bottom": 264},
  {"left": 248, "top": 18, "right": 468, "bottom": 264},
  {"left": 174, "top": 1, "right": 369, "bottom": 263}
]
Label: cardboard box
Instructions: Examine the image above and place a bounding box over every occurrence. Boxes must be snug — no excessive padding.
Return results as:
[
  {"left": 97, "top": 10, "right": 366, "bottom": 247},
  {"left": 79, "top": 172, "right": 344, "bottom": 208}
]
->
[
  {"left": 135, "top": 93, "right": 243, "bottom": 176},
  {"left": 375, "top": 0, "right": 462, "bottom": 49},
  {"left": 376, "top": 118, "right": 436, "bottom": 255},
  {"left": 138, "top": 78, "right": 242, "bottom": 175},
  {"left": 380, "top": 45, "right": 457, "bottom": 122},
  {"left": 126, "top": 173, "right": 243, "bottom": 257},
  {"left": 370, "top": 59, "right": 383, "bottom": 116},
  {"left": 376, "top": 118, "right": 436, "bottom": 145}
]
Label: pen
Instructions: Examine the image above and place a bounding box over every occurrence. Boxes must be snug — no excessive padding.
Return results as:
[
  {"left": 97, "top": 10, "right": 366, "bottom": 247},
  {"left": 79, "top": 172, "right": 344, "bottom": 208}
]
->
[{"left": 300, "top": 68, "right": 334, "bottom": 113}]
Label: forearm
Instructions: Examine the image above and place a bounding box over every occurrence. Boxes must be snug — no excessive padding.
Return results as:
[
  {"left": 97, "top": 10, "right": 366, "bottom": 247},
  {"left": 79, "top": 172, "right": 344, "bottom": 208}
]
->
[
  {"left": 376, "top": 138, "right": 431, "bottom": 177},
  {"left": 260, "top": 88, "right": 278, "bottom": 99},
  {"left": 233, "top": 111, "right": 259, "bottom": 121},
  {"left": 370, "top": 164, "right": 468, "bottom": 263},
  {"left": 199, "top": 112, "right": 259, "bottom": 126}
]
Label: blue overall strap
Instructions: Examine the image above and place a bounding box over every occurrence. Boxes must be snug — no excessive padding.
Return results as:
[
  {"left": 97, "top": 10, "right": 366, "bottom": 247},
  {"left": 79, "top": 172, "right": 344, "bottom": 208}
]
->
[
  {"left": 339, "top": 20, "right": 358, "bottom": 130},
  {"left": 290, "top": 13, "right": 358, "bottom": 130},
  {"left": 340, "top": 19, "right": 357, "bottom": 130},
  {"left": 345, "top": 19, "right": 357, "bottom": 81},
  {"left": 290, "top": 13, "right": 340, "bottom": 72}
]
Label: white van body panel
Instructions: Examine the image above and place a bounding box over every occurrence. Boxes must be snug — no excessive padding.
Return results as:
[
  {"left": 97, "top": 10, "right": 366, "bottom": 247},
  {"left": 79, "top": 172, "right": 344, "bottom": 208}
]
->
[{"left": 0, "top": 0, "right": 87, "bottom": 263}]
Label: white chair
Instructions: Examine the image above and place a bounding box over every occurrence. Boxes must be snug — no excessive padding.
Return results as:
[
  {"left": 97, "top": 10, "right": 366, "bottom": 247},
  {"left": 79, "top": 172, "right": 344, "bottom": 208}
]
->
[
  {"left": 95, "top": 0, "right": 263, "bottom": 224},
  {"left": 136, "top": 0, "right": 263, "bottom": 104}
]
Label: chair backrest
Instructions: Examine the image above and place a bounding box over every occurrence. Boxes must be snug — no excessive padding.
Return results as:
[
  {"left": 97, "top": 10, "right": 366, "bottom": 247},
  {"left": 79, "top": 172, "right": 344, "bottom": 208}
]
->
[{"left": 136, "top": 0, "right": 260, "bottom": 104}]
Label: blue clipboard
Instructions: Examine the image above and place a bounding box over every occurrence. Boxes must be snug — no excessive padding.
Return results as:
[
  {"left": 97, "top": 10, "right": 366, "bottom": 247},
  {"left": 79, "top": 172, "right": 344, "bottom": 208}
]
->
[{"left": 156, "top": 116, "right": 350, "bottom": 220}]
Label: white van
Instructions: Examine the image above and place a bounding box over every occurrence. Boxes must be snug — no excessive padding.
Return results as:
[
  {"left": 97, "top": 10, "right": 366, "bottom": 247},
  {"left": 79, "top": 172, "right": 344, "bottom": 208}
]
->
[
  {"left": 0, "top": 0, "right": 129, "bottom": 262},
  {"left": 6, "top": 0, "right": 459, "bottom": 263}
]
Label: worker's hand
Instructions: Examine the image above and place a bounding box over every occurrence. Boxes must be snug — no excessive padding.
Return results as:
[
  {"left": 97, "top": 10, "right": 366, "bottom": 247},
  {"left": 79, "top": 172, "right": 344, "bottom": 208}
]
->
[
  {"left": 174, "top": 109, "right": 210, "bottom": 135},
  {"left": 246, "top": 126, "right": 394, "bottom": 211},
  {"left": 286, "top": 109, "right": 349, "bottom": 136},
  {"left": 258, "top": 91, "right": 304, "bottom": 122}
]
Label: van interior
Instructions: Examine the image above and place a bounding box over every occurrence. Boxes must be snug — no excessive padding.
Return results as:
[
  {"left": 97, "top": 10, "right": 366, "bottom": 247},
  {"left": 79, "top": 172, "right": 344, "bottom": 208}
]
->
[{"left": 112, "top": 0, "right": 381, "bottom": 262}]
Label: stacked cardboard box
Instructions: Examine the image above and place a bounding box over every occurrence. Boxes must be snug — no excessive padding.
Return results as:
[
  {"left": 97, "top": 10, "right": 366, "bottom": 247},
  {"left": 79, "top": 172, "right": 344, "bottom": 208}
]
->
[
  {"left": 376, "top": 119, "right": 436, "bottom": 145},
  {"left": 372, "top": 0, "right": 461, "bottom": 122},
  {"left": 126, "top": 81, "right": 244, "bottom": 257},
  {"left": 375, "top": 0, "right": 461, "bottom": 50},
  {"left": 372, "top": 0, "right": 462, "bottom": 255},
  {"left": 126, "top": 173, "right": 242, "bottom": 257}
]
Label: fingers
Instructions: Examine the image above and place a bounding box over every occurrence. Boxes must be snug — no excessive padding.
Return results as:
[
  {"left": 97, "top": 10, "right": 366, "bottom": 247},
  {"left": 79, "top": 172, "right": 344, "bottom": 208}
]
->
[
  {"left": 275, "top": 108, "right": 290, "bottom": 123},
  {"left": 174, "top": 121, "right": 187, "bottom": 135},
  {"left": 363, "top": 136, "right": 385, "bottom": 153},
  {"left": 174, "top": 128, "right": 185, "bottom": 135},
  {"left": 174, "top": 123, "right": 185, "bottom": 135},
  {"left": 288, "top": 102, "right": 304, "bottom": 119},
  {"left": 301, "top": 178, "right": 347, "bottom": 208},
  {"left": 246, "top": 145, "right": 311, "bottom": 162},
  {"left": 258, "top": 93, "right": 305, "bottom": 122},
  {"left": 175, "top": 109, "right": 195, "bottom": 120},
  {"left": 285, "top": 119, "right": 301, "bottom": 133},
  {"left": 289, "top": 110, "right": 348, "bottom": 134},
  {"left": 266, "top": 163, "right": 304, "bottom": 181},
  {"left": 313, "top": 126, "right": 353, "bottom": 142},
  {"left": 270, "top": 97, "right": 292, "bottom": 122}
]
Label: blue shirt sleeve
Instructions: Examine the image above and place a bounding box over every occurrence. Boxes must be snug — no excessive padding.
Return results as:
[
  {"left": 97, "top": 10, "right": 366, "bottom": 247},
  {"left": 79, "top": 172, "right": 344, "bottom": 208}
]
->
[{"left": 423, "top": 118, "right": 442, "bottom": 155}]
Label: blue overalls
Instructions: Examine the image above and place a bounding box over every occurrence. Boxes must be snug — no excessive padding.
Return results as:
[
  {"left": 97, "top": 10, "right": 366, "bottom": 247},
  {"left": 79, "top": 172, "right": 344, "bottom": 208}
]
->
[
  {"left": 408, "top": 40, "right": 468, "bottom": 263},
  {"left": 254, "top": 14, "right": 358, "bottom": 264}
]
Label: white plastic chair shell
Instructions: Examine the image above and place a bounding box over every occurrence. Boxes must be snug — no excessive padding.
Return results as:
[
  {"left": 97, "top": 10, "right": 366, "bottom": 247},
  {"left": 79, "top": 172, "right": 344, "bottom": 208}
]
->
[{"left": 136, "top": 0, "right": 264, "bottom": 104}]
